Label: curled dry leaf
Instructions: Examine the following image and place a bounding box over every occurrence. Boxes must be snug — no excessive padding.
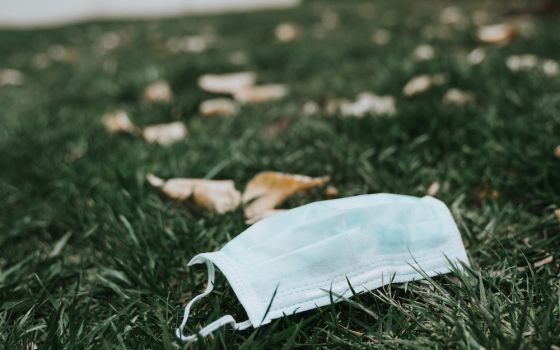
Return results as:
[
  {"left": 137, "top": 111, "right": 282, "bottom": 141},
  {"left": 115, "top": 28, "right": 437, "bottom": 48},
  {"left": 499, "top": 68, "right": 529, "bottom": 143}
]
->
[
  {"left": 506, "top": 54, "right": 538, "bottom": 71},
  {"left": 403, "top": 74, "right": 446, "bottom": 96},
  {"left": 199, "top": 98, "right": 238, "bottom": 117},
  {"left": 234, "top": 84, "right": 288, "bottom": 104},
  {"left": 371, "top": 29, "right": 391, "bottom": 45},
  {"left": 340, "top": 93, "right": 396, "bottom": 117},
  {"left": 242, "top": 171, "right": 330, "bottom": 222},
  {"left": 166, "top": 35, "right": 209, "bottom": 53},
  {"left": 147, "top": 174, "right": 241, "bottom": 214},
  {"left": 143, "top": 80, "right": 173, "bottom": 103},
  {"left": 198, "top": 71, "right": 257, "bottom": 94},
  {"left": 0, "top": 69, "right": 24, "bottom": 87},
  {"left": 275, "top": 22, "right": 301, "bottom": 42},
  {"left": 467, "top": 47, "right": 486, "bottom": 65},
  {"left": 443, "top": 88, "right": 474, "bottom": 106},
  {"left": 413, "top": 44, "right": 435, "bottom": 61},
  {"left": 477, "top": 23, "right": 516, "bottom": 45},
  {"left": 142, "top": 122, "right": 187, "bottom": 146},
  {"left": 102, "top": 110, "right": 138, "bottom": 134},
  {"left": 426, "top": 181, "right": 441, "bottom": 196}
]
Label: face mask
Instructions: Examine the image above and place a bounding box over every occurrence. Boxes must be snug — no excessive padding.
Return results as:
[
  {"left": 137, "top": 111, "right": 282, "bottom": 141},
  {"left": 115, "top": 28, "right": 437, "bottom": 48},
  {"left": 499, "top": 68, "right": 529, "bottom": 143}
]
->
[{"left": 176, "top": 193, "right": 469, "bottom": 342}]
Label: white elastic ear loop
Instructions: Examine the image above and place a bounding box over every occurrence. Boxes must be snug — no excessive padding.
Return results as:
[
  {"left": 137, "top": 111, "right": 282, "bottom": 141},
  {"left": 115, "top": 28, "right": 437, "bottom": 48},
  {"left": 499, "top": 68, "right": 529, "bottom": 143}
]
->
[{"left": 175, "top": 260, "right": 252, "bottom": 342}]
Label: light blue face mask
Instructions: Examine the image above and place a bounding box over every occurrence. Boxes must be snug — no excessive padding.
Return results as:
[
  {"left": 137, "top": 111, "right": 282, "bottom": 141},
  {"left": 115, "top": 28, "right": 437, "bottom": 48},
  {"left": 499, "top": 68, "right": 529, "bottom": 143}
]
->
[{"left": 176, "top": 193, "right": 470, "bottom": 342}]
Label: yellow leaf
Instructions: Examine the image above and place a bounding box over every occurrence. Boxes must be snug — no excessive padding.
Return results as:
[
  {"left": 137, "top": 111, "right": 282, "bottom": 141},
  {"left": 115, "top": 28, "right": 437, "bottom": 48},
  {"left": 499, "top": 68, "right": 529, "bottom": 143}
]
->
[
  {"left": 102, "top": 110, "right": 138, "bottom": 134},
  {"left": 234, "top": 84, "right": 288, "bottom": 104},
  {"left": 198, "top": 72, "right": 257, "bottom": 94},
  {"left": 147, "top": 174, "right": 241, "bottom": 214},
  {"left": 477, "top": 23, "right": 516, "bottom": 45},
  {"left": 243, "top": 171, "right": 329, "bottom": 221},
  {"left": 143, "top": 80, "right": 173, "bottom": 103}
]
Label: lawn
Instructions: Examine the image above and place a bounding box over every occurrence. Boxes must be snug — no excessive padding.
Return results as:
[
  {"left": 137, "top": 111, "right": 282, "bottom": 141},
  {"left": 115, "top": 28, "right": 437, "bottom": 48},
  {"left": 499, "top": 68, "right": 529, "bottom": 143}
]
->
[{"left": 1, "top": 0, "right": 560, "bottom": 348}]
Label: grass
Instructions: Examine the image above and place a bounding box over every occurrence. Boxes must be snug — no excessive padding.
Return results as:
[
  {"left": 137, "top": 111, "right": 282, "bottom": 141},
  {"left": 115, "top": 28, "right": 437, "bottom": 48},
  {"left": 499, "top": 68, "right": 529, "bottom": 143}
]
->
[{"left": 1, "top": 0, "right": 560, "bottom": 348}]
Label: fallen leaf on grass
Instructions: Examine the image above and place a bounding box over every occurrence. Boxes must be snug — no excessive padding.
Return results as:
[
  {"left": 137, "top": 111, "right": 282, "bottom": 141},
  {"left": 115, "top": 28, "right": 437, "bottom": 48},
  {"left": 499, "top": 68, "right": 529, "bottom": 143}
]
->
[
  {"left": 440, "top": 6, "right": 467, "bottom": 26},
  {"left": 0, "top": 69, "right": 24, "bottom": 87},
  {"left": 142, "top": 122, "right": 187, "bottom": 146},
  {"left": 301, "top": 101, "right": 320, "bottom": 116},
  {"left": 165, "top": 35, "right": 209, "bottom": 53},
  {"left": 245, "top": 209, "right": 287, "bottom": 224},
  {"left": 426, "top": 181, "right": 440, "bottom": 196},
  {"left": 275, "top": 23, "right": 301, "bottom": 42},
  {"left": 261, "top": 117, "right": 292, "bottom": 138},
  {"left": 48, "top": 44, "right": 78, "bottom": 63},
  {"left": 403, "top": 74, "right": 445, "bottom": 96},
  {"left": 198, "top": 72, "right": 257, "bottom": 94},
  {"left": 97, "top": 32, "right": 121, "bottom": 53},
  {"left": 477, "top": 23, "right": 516, "bottom": 45},
  {"left": 339, "top": 93, "right": 396, "bottom": 117},
  {"left": 555, "top": 208, "right": 560, "bottom": 223},
  {"left": 466, "top": 47, "right": 486, "bottom": 65},
  {"left": 243, "top": 171, "right": 330, "bottom": 222},
  {"left": 506, "top": 54, "right": 539, "bottom": 71},
  {"left": 413, "top": 44, "right": 435, "bottom": 61},
  {"left": 234, "top": 84, "right": 288, "bottom": 104},
  {"left": 554, "top": 146, "right": 560, "bottom": 159},
  {"left": 443, "top": 88, "right": 474, "bottom": 106},
  {"left": 517, "top": 255, "right": 553, "bottom": 271},
  {"left": 371, "top": 29, "right": 391, "bottom": 45},
  {"left": 477, "top": 184, "right": 499, "bottom": 201},
  {"left": 199, "top": 98, "right": 238, "bottom": 117},
  {"left": 324, "top": 186, "right": 339, "bottom": 198},
  {"left": 543, "top": 60, "right": 559, "bottom": 76},
  {"left": 147, "top": 174, "right": 241, "bottom": 214},
  {"left": 102, "top": 110, "right": 139, "bottom": 134},
  {"left": 143, "top": 80, "right": 173, "bottom": 103}
]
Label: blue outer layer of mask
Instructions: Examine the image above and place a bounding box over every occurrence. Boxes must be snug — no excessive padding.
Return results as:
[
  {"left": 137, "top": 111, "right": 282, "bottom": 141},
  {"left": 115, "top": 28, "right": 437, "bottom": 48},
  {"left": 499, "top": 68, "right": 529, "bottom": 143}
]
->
[{"left": 176, "top": 194, "right": 470, "bottom": 342}]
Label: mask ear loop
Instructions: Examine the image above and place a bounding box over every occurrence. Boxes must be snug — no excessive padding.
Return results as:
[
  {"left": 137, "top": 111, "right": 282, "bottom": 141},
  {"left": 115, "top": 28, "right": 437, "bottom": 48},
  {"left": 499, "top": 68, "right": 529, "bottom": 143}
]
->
[{"left": 176, "top": 260, "right": 252, "bottom": 342}]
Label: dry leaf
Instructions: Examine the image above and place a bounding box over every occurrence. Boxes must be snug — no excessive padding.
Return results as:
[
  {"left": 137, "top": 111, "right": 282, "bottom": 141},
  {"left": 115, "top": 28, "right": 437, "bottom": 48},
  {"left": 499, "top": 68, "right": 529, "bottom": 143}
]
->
[
  {"left": 0, "top": 69, "right": 24, "bottom": 87},
  {"left": 324, "top": 186, "right": 339, "bottom": 198},
  {"left": 413, "top": 44, "right": 435, "bottom": 61},
  {"left": 440, "top": 6, "right": 467, "bottom": 26},
  {"left": 166, "top": 35, "right": 209, "bottom": 53},
  {"left": 143, "top": 80, "right": 173, "bottom": 103},
  {"left": 466, "top": 47, "right": 486, "bottom": 65},
  {"left": 102, "top": 110, "right": 138, "bottom": 134},
  {"left": 340, "top": 93, "right": 396, "bottom": 117},
  {"left": 443, "top": 88, "right": 474, "bottom": 105},
  {"left": 506, "top": 54, "right": 539, "bottom": 71},
  {"left": 426, "top": 181, "right": 441, "bottom": 196},
  {"left": 147, "top": 174, "right": 241, "bottom": 214},
  {"left": 302, "top": 101, "right": 320, "bottom": 116},
  {"left": 477, "top": 23, "right": 516, "bottom": 45},
  {"left": 518, "top": 255, "right": 553, "bottom": 271},
  {"left": 543, "top": 60, "right": 560, "bottom": 76},
  {"left": 199, "top": 98, "right": 238, "bottom": 117},
  {"left": 234, "top": 84, "right": 288, "bottom": 104},
  {"left": 478, "top": 184, "right": 499, "bottom": 201},
  {"left": 371, "top": 29, "right": 391, "bottom": 45},
  {"left": 242, "top": 171, "right": 330, "bottom": 221},
  {"left": 275, "top": 23, "right": 301, "bottom": 42},
  {"left": 97, "top": 32, "right": 121, "bottom": 53},
  {"left": 555, "top": 208, "right": 560, "bottom": 223},
  {"left": 198, "top": 71, "right": 257, "bottom": 94},
  {"left": 554, "top": 146, "right": 560, "bottom": 159},
  {"left": 142, "top": 122, "right": 187, "bottom": 146},
  {"left": 403, "top": 74, "right": 446, "bottom": 97},
  {"left": 262, "top": 117, "right": 292, "bottom": 138}
]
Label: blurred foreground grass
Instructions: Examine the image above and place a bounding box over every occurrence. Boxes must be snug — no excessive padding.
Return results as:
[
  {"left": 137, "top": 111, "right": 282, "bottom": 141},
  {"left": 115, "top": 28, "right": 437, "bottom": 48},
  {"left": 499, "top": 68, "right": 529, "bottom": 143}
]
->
[{"left": 1, "top": 0, "right": 560, "bottom": 348}]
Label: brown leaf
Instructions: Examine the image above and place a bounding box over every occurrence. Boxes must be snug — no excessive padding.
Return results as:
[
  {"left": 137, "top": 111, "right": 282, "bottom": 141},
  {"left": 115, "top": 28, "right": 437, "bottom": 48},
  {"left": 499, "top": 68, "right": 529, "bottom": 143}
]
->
[
  {"left": 147, "top": 174, "right": 241, "bottom": 214},
  {"left": 0, "top": 69, "right": 24, "bottom": 87},
  {"left": 102, "top": 110, "right": 138, "bottom": 134},
  {"left": 275, "top": 23, "right": 301, "bottom": 42},
  {"left": 198, "top": 72, "right": 257, "bottom": 94},
  {"left": 242, "top": 171, "right": 330, "bottom": 221},
  {"left": 142, "top": 122, "right": 187, "bottom": 146},
  {"left": 477, "top": 23, "right": 517, "bottom": 45},
  {"left": 339, "top": 92, "right": 396, "bottom": 117},
  {"left": 324, "top": 186, "right": 339, "bottom": 198},
  {"left": 443, "top": 89, "right": 474, "bottom": 106},
  {"left": 199, "top": 98, "right": 238, "bottom": 117},
  {"left": 426, "top": 181, "right": 441, "bottom": 196},
  {"left": 234, "top": 84, "right": 288, "bottom": 104},
  {"left": 554, "top": 146, "right": 560, "bottom": 159},
  {"left": 143, "top": 80, "right": 173, "bottom": 103},
  {"left": 403, "top": 74, "right": 445, "bottom": 97},
  {"left": 554, "top": 208, "right": 560, "bottom": 223}
]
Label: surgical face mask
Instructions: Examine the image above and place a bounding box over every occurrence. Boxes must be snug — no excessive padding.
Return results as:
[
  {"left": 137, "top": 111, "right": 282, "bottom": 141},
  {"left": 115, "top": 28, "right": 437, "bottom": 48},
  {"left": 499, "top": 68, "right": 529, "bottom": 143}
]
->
[{"left": 176, "top": 194, "right": 469, "bottom": 342}]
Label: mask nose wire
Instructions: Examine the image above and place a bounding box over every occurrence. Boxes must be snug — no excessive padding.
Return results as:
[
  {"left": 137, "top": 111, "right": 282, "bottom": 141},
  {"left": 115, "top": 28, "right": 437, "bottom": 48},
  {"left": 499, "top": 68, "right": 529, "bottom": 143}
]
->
[{"left": 176, "top": 260, "right": 252, "bottom": 342}]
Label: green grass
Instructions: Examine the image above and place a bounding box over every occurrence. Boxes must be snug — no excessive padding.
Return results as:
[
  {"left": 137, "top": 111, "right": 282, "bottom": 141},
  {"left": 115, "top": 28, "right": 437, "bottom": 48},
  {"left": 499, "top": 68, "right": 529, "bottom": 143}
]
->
[{"left": 1, "top": 0, "right": 560, "bottom": 348}]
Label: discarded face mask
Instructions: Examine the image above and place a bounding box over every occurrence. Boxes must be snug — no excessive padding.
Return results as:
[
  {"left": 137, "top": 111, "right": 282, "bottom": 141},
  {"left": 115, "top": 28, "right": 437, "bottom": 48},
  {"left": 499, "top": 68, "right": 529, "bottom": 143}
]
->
[{"left": 176, "top": 193, "right": 469, "bottom": 342}]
